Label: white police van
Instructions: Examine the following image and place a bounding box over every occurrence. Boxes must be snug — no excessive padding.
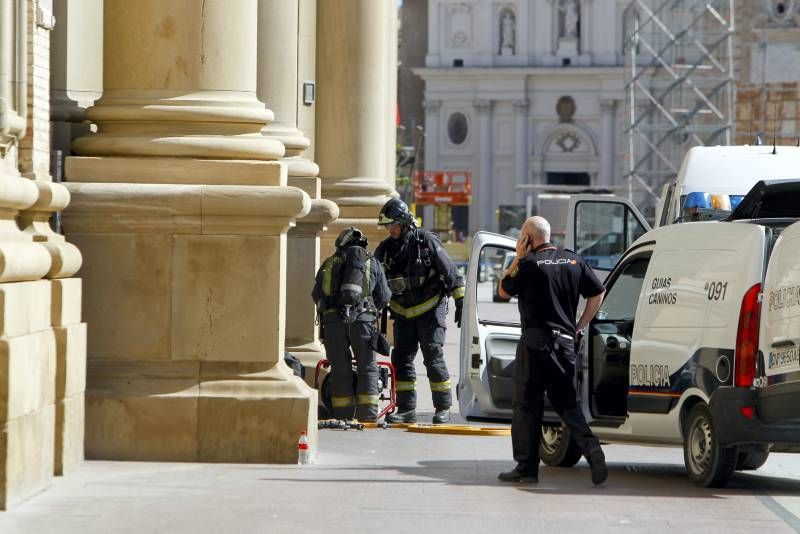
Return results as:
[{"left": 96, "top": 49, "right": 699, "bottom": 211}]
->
[{"left": 459, "top": 179, "right": 800, "bottom": 487}]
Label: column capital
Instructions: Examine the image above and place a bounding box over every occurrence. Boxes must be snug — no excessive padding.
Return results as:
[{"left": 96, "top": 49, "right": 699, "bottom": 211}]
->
[
  {"left": 423, "top": 99, "right": 443, "bottom": 113},
  {"left": 473, "top": 99, "right": 494, "bottom": 113},
  {"left": 513, "top": 99, "right": 530, "bottom": 111}
]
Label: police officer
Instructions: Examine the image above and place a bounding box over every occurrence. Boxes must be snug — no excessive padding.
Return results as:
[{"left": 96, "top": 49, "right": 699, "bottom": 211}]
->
[
  {"left": 497, "top": 216, "right": 608, "bottom": 485},
  {"left": 374, "top": 199, "right": 465, "bottom": 425},
  {"left": 312, "top": 227, "right": 391, "bottom": 422}
]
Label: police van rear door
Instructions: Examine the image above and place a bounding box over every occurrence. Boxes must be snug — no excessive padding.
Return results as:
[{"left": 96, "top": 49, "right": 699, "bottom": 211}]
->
[
  {"left": 565, "top": 195, "right": 651, "bottom": 275},
  {"left": 458, "top": 231, "right": 520, "bottom": 419},
  {"left": 758, "top": 219, "right": 800, "bottom": 424}
]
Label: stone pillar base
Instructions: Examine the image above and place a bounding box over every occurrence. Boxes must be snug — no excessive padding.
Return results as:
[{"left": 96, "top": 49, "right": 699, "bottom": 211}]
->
[
  {"left": 285, "top": 340, "right": 325, "bottom": 388},
  {"left": 0, "top": 280, "right": 57, "bottom": 510},
  {"left": 85, "top": 362, "right": 316, "bottom": 463},
  {"left": 63, "top": 180, "right": 317, "bottom": 464},
  {"left": 54, "top": 322, "right": 86, "bottom": 475}
]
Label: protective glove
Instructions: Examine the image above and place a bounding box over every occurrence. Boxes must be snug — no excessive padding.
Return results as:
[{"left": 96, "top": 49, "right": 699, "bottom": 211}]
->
[{"left": 454, "top": 297, "right": 464, "bottom": 328}]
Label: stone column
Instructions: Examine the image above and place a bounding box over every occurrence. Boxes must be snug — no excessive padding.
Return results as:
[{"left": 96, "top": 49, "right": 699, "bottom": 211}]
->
[
  {"left": 286, "top": 201, "right": 338, "bottom": 381},
  {"left": 599, "top": 99, "right": 617, "bottom": 187},
  {"left": 258, "top": 0, "right": 338, "bottom": 374},
  {"left": 0, "top": 0, "right": 85, "bottom": 511},
  {"left": 50, "top": 0, "right": 103, "bottom": 173},
  {"left": 316, "top": 0, "right": 398, "bottom": 257},
  {"left": 385, "top": 3, "right": 398, "bottom": 193},
  {"left": 474, "top": 99, "right": 494, "bottom": 234},
  {"left": 63, "top": 0, "right": 317, "bottom": 463},
  {"left": 422, "top": 99, "right": 442, "bottom": 227},
  {"left": 513, "top": 99, "right": 530, "bottom": 204}
]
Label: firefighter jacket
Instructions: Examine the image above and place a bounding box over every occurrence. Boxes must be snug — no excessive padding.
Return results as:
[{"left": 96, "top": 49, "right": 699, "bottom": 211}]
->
[
  {"left": 312, "top": 253, "right": 391, "bottom": 323},
  {"left": 374, "top": 229, "right": 465, "bottom": 320}
]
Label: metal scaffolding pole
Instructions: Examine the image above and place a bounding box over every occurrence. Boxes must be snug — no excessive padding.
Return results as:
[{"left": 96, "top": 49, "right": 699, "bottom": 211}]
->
[{"left": 623, "top": 0, "right": 735, "bottom": 214}]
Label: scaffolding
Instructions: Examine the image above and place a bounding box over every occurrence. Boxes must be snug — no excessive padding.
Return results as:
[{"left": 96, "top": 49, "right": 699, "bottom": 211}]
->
[{"left": 623, "top": 0, "right": 735, "bottom": 214}]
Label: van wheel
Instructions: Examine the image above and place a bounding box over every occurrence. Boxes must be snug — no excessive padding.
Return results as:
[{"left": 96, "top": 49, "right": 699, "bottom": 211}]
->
[
  {"left": 683, "top": 404, "right": 737, "bottom": 487},
  {"left": 540, "top": 424, "right": 582, "bottom": 467},
  {"left": 736, "top": 448, "right": 770, "bottom": 471}
]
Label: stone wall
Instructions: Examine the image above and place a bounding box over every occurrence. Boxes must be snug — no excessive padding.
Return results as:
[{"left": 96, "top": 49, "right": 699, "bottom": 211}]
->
[{"left": 734, "top": 0, "right": 800, "bottom": 144}]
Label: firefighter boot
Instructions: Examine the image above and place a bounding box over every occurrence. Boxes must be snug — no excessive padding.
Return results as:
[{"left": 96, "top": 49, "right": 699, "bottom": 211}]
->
[
  {"left": 432, "top": 409, "right": 451, "bottom": 424},
  {"left": 386, "top": 409, "right": 417, "bottom": 424}
]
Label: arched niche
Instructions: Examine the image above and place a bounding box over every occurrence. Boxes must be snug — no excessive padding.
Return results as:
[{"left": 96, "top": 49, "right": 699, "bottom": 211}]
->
[{"left": 537, "top": 122, "right": 600, "bottom": 186}]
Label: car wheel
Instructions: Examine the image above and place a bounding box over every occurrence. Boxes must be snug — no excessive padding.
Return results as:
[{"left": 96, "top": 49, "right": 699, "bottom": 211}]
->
[
  {"left": 540, "top": 423, "right": 582, "bottom": 467},
  {"left": 683, "top": 403, "right": 737, "bottom": 487},
  {"left": 736, "top": 447, "right": 770, "bottom": 471}
]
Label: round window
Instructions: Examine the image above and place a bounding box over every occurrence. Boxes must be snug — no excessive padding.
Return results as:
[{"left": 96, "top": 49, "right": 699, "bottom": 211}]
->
[{"left": 447, "top": 112, "right": 469, "bottom": 145}]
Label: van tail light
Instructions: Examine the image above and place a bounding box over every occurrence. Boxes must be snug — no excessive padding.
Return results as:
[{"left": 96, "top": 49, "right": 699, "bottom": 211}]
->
[{"left": 734, "top": 283, "right": 762, "bottom": 388}]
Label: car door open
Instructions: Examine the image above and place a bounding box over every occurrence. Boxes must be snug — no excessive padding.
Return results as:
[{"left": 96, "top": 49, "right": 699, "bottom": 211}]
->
[
  {"left": 566, "top": 195, "right": 650, "bottom": 274},
  {"left": 458, "top": 232, "right": 520, "bottom": 419}
]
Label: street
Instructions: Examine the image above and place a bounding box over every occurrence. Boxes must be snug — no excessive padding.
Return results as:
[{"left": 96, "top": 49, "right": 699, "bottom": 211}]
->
[{"left": 1, "top": 312, "right": 799, "bottom": 533}]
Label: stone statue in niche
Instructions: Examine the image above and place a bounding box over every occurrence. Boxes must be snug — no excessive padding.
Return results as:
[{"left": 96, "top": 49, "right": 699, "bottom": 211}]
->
[
  {"left": 499, "top": 9, "right": 516, "bottom": 56},
  {"left": 559, "top": 0, "right": 580, "bottom": 39}
]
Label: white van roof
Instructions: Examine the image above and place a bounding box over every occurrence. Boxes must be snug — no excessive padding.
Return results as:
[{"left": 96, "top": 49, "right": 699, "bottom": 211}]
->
[{"left": 677, "top": 146, "right": 800, "bottom": 196}]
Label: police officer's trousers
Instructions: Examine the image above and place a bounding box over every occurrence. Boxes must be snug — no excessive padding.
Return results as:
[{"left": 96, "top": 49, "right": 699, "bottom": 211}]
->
[
  {"left": 391, "top": 299, "right": 451, "bottom": 411},
  {"left": 511, "top": 328, "right": 601, "bottom": 475},
  {"left": 322, "top": 316, "right": 379, "bottom": 421}
]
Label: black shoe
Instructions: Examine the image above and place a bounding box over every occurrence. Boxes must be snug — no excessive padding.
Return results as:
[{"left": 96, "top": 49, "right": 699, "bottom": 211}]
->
[
  {"left": 386, "top": 409, "right": 417, "bottom": 424},
  {"left": 498, "top": 467, "right": 539, "bottom": 484},
  {"left": 588, "top": 448, "right": 608, "bottom": 485},
  {"left": 432, "top": 409, "right": 451, "bottom": 424}
]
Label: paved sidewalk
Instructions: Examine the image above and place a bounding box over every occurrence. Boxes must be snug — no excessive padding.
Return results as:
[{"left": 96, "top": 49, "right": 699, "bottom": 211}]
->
[
  {"left": 2, "top": 430, "right": 800, "bottom": 533},
  {"left": 2, "top": 313, "right": 800, "bottom": 533}
]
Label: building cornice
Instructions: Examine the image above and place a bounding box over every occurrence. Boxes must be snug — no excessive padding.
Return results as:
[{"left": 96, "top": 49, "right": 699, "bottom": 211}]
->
[{"left": 413, "top": 66, "right": 625, "bottom": 80}]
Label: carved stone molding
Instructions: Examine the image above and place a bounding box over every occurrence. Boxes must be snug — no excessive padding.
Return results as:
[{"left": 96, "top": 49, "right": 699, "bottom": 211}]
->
[
  {"left": 600, "top": 99, "right": 619, "bottom": 113},
  {"left": 473, "top": 99, "right": 494, "bottom": 113},
  {"left": 513, "top": 99, "right": 530, "bottom": 111},
  {"left": 423, "top": 99, "right": 443, "bottom": 113}
]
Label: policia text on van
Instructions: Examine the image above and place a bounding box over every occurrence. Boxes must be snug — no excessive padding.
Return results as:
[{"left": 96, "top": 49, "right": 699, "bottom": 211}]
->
[{"left": 462, "top": 180, "right": 800, "bottom": 487}]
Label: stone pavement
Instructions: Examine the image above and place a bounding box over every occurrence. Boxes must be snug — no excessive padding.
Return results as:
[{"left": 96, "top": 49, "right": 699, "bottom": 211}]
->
[{"left": 2, "top": 315, "right": 800, "bottom": 533}]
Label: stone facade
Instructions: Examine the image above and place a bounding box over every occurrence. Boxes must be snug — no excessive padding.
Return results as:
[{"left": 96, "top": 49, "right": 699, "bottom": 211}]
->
[
  {"left": 0, "top": 0, "right": 399, "bottom": 510},
  {"left": 0, "top": 0, "right": 85, "bottom": 510},
  {"left": 416, "top": 0, "right": 628, "bottom": 235},
  {"left": 734, "top": 0, "right": 800, "bottom": 145}
]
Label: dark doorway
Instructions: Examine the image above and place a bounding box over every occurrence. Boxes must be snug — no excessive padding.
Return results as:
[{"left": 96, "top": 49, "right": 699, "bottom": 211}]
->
[{"left": 546, "top": 172, "right": 591, "bottom": 186}]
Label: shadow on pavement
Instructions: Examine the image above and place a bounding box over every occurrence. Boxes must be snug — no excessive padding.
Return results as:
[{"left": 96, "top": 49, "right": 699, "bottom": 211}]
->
[{"left": 261, "top": 459, "right": 800, "bottom": 498}]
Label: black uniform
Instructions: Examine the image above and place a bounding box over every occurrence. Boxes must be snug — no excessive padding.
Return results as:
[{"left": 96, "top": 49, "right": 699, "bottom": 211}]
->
[
  {"left": 374, "top": 229, "right": 465, "bottom": 412},
  {"left": 312, "top": 254, "right": 391, "bottom": 421},
  {"left": 500, "top": 243, "right": 605, "bottom": 478}
]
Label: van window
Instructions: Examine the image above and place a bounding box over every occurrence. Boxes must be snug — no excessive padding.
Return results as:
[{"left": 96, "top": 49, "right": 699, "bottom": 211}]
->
[
  {"left": 476, "top": 245, "right": 520, "bottom": 327},
  {"left": 575, "top": 201, "right": 648, "bottom": 271},
  {"left": 598, "top": 258, "right": 649, "bottom": 321}
]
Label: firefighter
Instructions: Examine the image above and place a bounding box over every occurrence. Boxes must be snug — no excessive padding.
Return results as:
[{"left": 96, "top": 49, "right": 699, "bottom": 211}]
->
[
  {"left": 312, "top": 227, "right": 391, "bottom": 422},
  {"left": 374, "top": 199, "right": 465, "bottom": 424}
]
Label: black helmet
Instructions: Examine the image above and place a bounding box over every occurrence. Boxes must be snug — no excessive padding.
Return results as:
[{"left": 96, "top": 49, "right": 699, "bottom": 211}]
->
[
  {"left": 335, "top": 226, "right": 368, "bottom": 249},
  {"left": 378, "top": 198, "right": 415, "bottom": 227}
]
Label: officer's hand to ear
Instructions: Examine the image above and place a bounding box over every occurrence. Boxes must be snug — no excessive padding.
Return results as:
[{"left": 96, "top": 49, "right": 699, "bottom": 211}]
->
[
  {"left": 515, "top": 232, "right": 531, "bottom": 258},
  {"left": 454, "top": 297, "right": 464, "bottom": 328}
]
